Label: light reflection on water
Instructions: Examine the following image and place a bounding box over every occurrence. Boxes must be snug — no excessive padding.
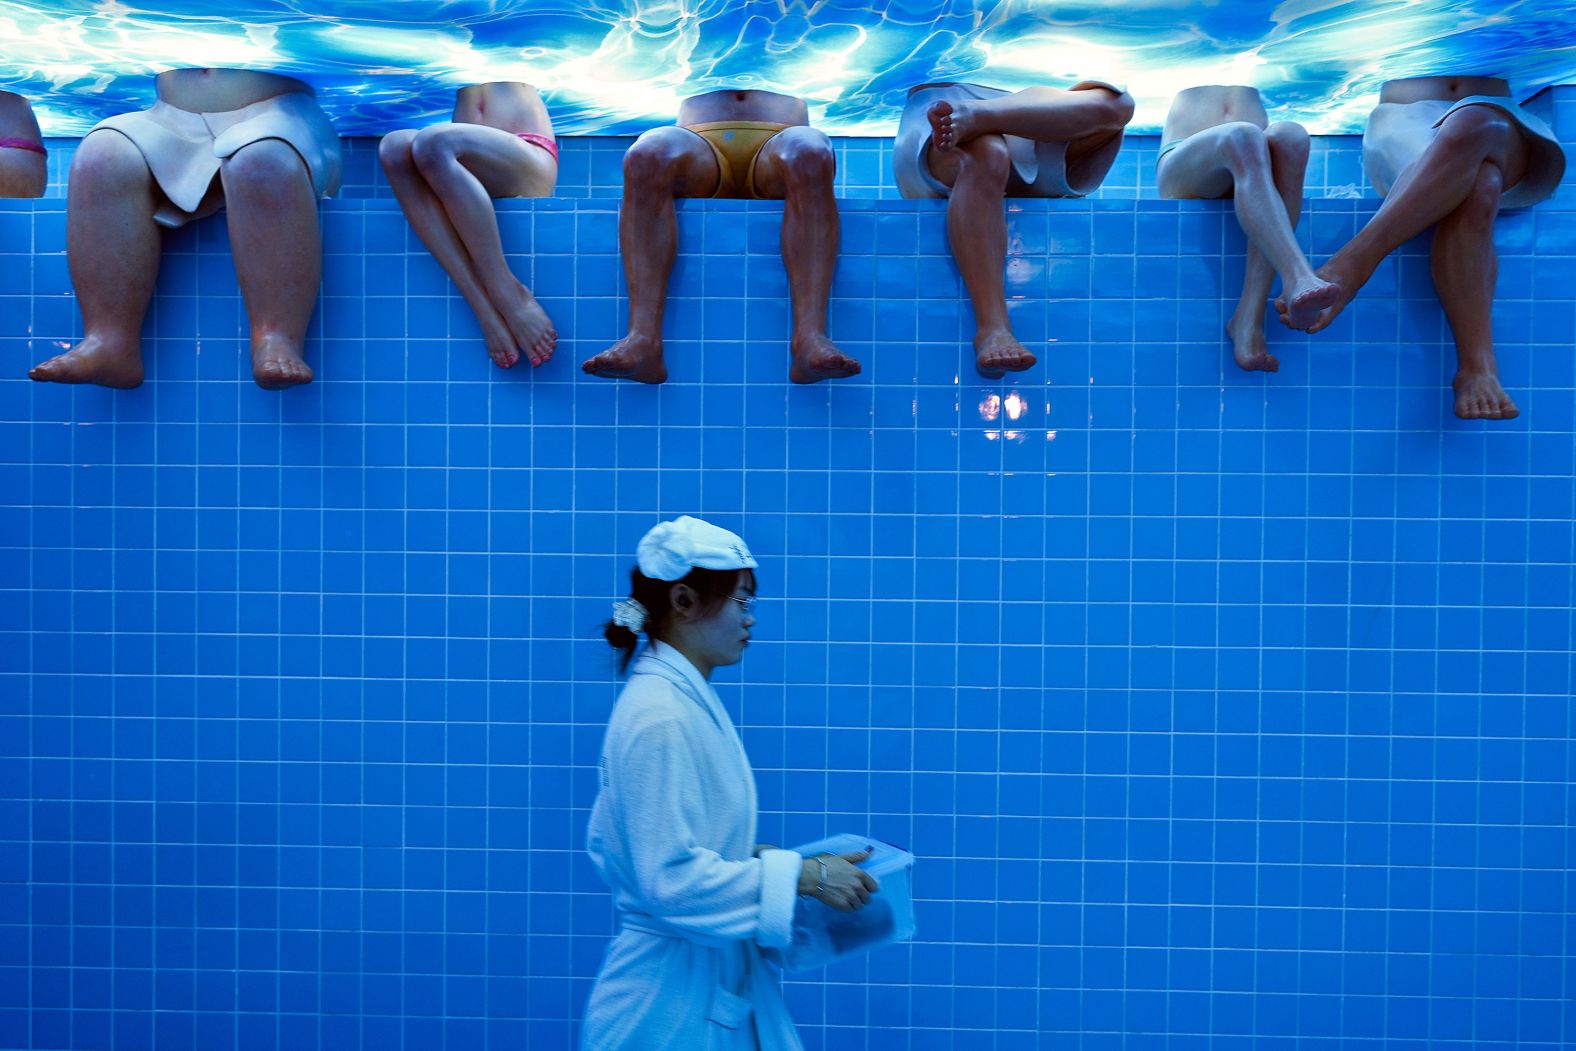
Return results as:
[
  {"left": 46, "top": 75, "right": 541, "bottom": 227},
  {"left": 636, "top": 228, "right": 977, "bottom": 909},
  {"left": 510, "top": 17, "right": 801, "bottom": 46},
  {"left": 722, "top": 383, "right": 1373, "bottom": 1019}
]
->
[{"left": 1, "top": 1, "right": 1572, "bottom": 136}]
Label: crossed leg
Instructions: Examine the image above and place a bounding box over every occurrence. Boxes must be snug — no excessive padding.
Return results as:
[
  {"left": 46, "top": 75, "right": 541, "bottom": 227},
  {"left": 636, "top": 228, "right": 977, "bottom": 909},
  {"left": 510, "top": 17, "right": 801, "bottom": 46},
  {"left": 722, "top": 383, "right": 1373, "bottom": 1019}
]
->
[
  {"left": 750, "top": 126, "right": 859, "bottom": 383},
  {"left": 29, "top": 130, "right": 160, "bottom": 388},
  {"left": 1160, "top": 120, "right": 1327, "bottom": 369},
  {"left": 923, "top": 85, "right": 1133, "bottom": 377},
  {"left": 380, "top": 124, "right": 557, "bottom": 369},
  {"left": 1281, "top": 106, "right": 1528, "bottom": 335},
  {"left": 1278, "top": 105, "right": 1528, "bottom": 419}
]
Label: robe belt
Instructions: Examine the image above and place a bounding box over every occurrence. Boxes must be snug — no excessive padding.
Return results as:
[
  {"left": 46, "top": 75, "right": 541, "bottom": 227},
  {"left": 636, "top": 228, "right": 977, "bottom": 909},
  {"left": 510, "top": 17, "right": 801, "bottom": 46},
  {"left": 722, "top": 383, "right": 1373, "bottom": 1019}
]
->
[
  {"left": 617, "top": 912, "right": 688, "bottom": 939},
  {"left": 617, "top": 911, "right": 758, "bottom": 1030}
]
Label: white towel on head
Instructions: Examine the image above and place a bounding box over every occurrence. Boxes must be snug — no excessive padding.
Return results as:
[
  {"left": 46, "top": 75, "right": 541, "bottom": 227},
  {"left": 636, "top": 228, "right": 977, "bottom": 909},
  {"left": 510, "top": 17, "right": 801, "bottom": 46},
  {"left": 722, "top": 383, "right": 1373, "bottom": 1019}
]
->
[{"left": 637, "top": 516, "right": 757, "bottom": 581}]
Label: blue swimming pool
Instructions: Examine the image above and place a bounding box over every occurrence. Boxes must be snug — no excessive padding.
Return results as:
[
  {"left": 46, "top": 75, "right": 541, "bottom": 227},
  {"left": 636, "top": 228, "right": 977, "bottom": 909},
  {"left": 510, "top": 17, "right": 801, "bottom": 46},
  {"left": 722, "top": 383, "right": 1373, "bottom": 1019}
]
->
[
  {"left": 5, "top": 0, "right": 1576, "bottom": 135},
  {"left": 1, "top": 50, "right": 1574, "bottom": 1051}
]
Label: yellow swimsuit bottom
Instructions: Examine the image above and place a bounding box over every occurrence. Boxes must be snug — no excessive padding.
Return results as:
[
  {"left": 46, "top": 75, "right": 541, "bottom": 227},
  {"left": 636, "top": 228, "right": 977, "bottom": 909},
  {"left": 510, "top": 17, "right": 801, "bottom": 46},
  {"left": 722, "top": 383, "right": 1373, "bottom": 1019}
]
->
[{"left": 685, "top": 120, "right": 791, "bottom": 198}]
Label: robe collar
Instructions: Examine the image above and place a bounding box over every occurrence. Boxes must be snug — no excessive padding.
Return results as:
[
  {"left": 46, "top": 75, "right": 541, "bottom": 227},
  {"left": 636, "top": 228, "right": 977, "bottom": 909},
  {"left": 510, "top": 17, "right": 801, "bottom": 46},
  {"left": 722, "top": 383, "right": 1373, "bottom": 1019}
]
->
[{"left": 634, "top": 640, "right": 730, "bottom": 733}]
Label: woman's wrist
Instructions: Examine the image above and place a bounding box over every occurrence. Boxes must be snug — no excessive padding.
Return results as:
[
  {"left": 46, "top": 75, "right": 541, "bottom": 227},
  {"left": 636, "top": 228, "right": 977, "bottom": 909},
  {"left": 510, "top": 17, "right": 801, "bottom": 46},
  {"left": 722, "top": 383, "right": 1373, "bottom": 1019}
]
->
[{"left": 797, "top": 855, "right": 827, "bottom": 898}]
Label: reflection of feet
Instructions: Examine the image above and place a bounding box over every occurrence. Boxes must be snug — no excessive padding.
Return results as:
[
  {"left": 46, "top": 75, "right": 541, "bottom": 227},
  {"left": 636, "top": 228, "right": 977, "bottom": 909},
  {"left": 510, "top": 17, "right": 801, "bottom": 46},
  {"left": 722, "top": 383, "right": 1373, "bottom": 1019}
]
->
[
  {"left": 927, "top": 100, "right": 973, "bottom": 152},
  {"left": 1279, "top": 274, "right": 1342, "bottom": 332},
  {"left": 1453, "top": 371, "right": 1519, "bottom": 420},
  {"left": 251, "top": 333, "right": 314, "bottom": 390},
  {"left": 1275, "top": 261, "right": 1359, "bottom": 334},
  {"left": 495, "top": 281, "right": 557, "bottom": 368},
  {"left": 973, "top": 328, "right": 1036, "bottom": 379},
  {"left": 1225, "top": 313, "right": 1279, "bottom": 372},
  {"left": 582, "top": 333, "right": 667, "bottom": 384},
  {"left": 789, "top": 332, "right": 861, "bottom": 384},
  {"left": 28, "top": 335, "right": 144, "bottom": 388}
]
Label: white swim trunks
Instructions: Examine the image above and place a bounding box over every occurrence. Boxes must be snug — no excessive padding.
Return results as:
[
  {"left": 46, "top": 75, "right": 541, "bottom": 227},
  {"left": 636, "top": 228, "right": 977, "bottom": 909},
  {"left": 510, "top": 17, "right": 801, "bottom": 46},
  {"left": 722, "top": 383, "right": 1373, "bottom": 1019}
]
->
[
  {"left": 87, "top": 90, "right": 343, "bottom": 228},
  {"left": 893, "top": 80, "right": 1126, "bottom": 200},
  {"left": 1363, "top": 95, "right": 1566, "bottom": 210}
]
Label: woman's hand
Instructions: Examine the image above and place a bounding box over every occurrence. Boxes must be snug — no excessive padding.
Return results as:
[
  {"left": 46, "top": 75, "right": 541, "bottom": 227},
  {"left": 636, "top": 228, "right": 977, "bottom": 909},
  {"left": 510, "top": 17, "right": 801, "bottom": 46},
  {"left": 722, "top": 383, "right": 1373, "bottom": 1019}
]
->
[{"left": 799, "top": 849, "right": 879, "bottom": 912}]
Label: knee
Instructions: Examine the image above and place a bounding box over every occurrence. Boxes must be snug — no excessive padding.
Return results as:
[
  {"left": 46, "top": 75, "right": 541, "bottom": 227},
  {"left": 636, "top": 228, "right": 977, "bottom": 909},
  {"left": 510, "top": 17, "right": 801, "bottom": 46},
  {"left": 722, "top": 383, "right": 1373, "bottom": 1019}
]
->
[
  {"left": 69, "top": 131, "right": 150, "bottom": 194},
  {"left": 1459, "top": 161, "right": 1504, "bottom": 220},
  {"left": 409, "top": 127, "right": 458, "bottom": 180},
  {"left": 775, "top": 130, "right": 835, "bottom": 188},
  {"left": 377, "top": 129, "right": 418, "bottom": 173},
  {"left": 1265, "top": 121, "right": 1310, "bottom": 162},
  {"left": 1218, "top": 121, "right": 1270, "bottom": 171},
  {"left": 622, "top": 133, "right": 686, "bottom": 191},
  {"left": 1095, "top": 90, "right": 1136, "bottom": 131},
  {"left": 1436, "top": 107, "right": 1513, "bottom": 156},
  {"left": 221, "top": 138, "right": 308, "bottom": 194},
  {"left": 959, "top": 133, "right": 1011, "bottom": 184}
]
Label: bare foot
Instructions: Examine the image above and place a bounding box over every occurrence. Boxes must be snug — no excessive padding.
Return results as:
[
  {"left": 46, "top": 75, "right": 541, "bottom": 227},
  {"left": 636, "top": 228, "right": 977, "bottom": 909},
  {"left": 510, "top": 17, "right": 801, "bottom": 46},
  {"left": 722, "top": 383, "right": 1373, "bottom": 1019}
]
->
[
  {"left": 251, "top": 332, "right": 313, "bottom": 390},
  {"left": 480, "top": 316, "right": 521, "bottom": 369},
  {"left": 1453, "top": 371, "right": 1519, "bottom": 420},
  {"left": 789, "top": 331, "right": 861, "bottom": 384},
  {"left": 973, "top": 328, "right": 1037, "bottom": 379},
  {"left": 927, "top": 100, "right": 974, "bottom": 152},
  {"left": 29, "top": 335, "right": 144, "bottom": 388},
  {"left": 1225, "top": 314, "right": 1279, "bottom": 372},
  {"left": 493, "top": 280, "right": 557, "bottom": 367},
  {"left": 1275, "top": 261, "right": 1360, "bottom": 334},
  {"left": 1278, "top": 274, "right": 1342, "bottom": 332},
  {"left": 582, "top": 333, "right": 667, "bottom": 384}
]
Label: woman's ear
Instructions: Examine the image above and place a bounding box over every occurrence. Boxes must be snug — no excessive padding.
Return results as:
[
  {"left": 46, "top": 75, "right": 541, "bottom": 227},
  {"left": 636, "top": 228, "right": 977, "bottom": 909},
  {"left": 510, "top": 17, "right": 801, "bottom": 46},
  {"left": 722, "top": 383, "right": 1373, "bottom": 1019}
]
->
[{"left": 669, "top": 583, "right": 696, "bottom": 619}]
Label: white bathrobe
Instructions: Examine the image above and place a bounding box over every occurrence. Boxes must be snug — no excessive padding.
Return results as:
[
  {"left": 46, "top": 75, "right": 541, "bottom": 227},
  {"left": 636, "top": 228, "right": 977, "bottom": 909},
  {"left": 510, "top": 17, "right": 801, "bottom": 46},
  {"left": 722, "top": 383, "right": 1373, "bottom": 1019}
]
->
[{"left": 582, "top": 641, "right": 804, "bottom": 1051}]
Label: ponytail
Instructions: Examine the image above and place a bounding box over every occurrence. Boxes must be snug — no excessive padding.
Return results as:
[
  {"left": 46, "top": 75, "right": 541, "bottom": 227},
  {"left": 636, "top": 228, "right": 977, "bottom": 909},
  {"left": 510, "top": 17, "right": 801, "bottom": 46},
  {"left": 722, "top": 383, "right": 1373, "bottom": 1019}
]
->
[{"left": 602, "top": 565, "right": 753, "bottom": 673}]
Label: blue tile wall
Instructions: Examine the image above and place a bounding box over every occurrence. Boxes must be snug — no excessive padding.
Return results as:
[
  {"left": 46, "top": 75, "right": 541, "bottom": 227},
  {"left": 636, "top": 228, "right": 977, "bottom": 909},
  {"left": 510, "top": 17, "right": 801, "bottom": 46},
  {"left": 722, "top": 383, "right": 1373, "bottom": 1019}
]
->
[
  {"left": 37, "top": 133, "right": 1371, "bottom": 202},
  {"left": 3, "top": 125, "right": 1575, "bottom": 1049}
]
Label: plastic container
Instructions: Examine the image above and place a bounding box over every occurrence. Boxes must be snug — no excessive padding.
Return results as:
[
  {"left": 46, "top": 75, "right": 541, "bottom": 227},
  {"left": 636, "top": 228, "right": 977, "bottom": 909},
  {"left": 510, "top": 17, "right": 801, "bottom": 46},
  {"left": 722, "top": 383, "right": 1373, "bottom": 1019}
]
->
[{"left": 767, "top": 833, "right": 916, "bottom": 973}]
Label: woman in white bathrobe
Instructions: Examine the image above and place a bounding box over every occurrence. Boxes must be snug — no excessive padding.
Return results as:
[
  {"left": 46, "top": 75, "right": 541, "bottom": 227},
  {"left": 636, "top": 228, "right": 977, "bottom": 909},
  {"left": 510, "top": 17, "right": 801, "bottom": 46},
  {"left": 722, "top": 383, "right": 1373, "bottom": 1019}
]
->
[{"left": 582, "top": 516, "right": 876, "bottom": 1051}]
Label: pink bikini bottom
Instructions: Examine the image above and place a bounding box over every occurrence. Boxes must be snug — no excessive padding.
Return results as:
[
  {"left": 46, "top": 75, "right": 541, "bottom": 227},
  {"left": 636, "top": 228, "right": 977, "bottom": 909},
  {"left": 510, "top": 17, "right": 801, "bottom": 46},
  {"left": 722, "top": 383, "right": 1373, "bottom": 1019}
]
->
[
  {"left": 0, "top": 137, "right": 45, "bottom": 155},
  {"left": 516, "top": 132, "right": 558, "bottom": 162}
]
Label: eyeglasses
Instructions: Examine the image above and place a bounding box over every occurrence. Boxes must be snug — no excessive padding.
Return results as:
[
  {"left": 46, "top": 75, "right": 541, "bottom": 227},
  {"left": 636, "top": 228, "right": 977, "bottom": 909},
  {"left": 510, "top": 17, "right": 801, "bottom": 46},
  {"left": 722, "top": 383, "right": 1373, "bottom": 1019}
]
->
[{"left": 727, "top": 594, "right": 759, "bottom": 615}]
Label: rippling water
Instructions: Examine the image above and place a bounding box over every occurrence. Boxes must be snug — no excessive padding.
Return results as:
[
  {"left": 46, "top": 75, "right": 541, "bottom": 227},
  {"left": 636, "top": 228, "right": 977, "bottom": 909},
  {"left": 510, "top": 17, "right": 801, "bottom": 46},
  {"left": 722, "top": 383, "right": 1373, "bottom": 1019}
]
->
[{"left": 1, "top": 0, "right": 1572, "bottom": 136}]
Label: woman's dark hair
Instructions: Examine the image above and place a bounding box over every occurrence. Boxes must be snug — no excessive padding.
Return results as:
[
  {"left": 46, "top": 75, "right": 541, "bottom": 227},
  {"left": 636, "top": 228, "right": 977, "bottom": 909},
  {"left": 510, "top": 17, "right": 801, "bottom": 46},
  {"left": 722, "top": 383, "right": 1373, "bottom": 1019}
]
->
[{"left": 604, "top": 566, "right": 755, "bottom": 673}]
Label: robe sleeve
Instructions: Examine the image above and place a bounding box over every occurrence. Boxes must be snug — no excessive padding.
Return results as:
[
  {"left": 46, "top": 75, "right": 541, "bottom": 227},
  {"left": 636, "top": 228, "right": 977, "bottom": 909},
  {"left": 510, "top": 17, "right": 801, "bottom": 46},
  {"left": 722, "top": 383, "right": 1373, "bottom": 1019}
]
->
[{"left": 608, "top": 715, "right": 800, "bottom": 949}]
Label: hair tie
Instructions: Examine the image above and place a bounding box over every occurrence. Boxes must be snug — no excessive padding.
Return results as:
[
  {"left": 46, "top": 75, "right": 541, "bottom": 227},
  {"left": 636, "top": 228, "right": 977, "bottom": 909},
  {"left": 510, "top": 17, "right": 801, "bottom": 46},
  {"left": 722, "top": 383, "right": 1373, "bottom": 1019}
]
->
[{"left": 612, "top": 598, "right": 648, "bottom": 632}]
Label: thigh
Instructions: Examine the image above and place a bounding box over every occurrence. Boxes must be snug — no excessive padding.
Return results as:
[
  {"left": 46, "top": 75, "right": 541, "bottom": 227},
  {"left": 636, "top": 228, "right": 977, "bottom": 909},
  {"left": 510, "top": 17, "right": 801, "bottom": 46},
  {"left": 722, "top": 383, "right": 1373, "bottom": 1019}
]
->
[
  {"left": 751, "top": 125, "right": 832, "bottom": 199},
  {"left": 1440, "top": 105, "right": 1530, "bottom": 189},
  {"left": 630, "top": 125, "right": 722, "bottom": 198},
  {"left": 71, "top": 128, "right": 171, "bottom": 218},
  {"left": 73, "top": 128, "right": 155, "bottom": 187},
  {"left": 1001, "top": 84, "right": 1126, "bottom": 140},
  {"left": 416, "top": 122, "right": 556, "bottom": 197},
  {"left": 1155, "top": 124, "right": 1245, "bottom": 199},
  {"left": 0, "top": 150, "right": 46, "bottom": 197}
]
